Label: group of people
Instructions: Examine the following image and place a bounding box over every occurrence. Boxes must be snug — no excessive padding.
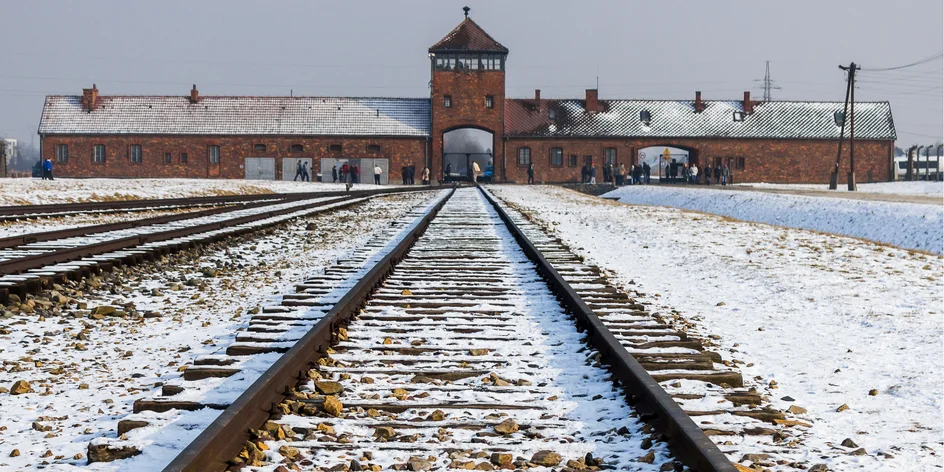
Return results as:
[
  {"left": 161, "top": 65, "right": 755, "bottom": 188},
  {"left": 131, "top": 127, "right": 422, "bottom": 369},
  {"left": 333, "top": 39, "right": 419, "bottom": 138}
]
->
[
  {"left": 678, "top": 163, "right": 730, "bottom": 185},
  {"left": 580, "top": 162, "right": 651, "bottom": 186},
  {"left": 41, "top": 158, "right": 54, "bottom": 180},
  {"left": 330, "top": 163, "right": 361, "bottom": 184},
  {"left": 293, "top": 160, "right": 311, "bottom": 181},
  {"left": 399, "top": 164, "right": 430, "bottom": 185}
]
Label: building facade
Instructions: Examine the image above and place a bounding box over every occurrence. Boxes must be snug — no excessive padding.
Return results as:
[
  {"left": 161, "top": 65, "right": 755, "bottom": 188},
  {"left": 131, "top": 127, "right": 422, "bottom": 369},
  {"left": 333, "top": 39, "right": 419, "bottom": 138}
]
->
[{"left": 38, "top": 12, "right": 897, "bottom": 184}]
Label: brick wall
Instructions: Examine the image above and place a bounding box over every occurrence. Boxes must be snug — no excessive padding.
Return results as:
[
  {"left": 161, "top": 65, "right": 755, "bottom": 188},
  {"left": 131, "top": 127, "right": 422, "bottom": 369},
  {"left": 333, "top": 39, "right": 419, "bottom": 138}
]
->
[
  {"left": 503, "top": 137, "right": 892, "bottom": 184},
  {"left": 430, "top": 69, "right": 505, "bottom": 180},
  {"left": 42, "top": 135, "right": 429, "bottom": 180}
]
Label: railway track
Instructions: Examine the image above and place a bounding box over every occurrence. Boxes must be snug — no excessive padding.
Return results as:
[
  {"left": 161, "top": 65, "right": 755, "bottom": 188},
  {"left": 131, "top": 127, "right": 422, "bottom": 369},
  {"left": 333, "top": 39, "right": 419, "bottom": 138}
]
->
[
  {"left": 139, "top": 186, "right": 735, "bottom": 472},
  {"left": 0, "top": 187, "right": 436, "bottom": 304}
]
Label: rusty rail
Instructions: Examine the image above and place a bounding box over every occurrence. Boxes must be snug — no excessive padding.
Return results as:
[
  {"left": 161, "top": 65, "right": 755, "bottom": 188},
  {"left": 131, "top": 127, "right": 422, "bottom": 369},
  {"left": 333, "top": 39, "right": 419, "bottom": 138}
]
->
[
  {"left": 162, "top": 188, "right": 455, "bottom": 472},
  {"left": 479, "top": 186, "right": 737, "bottom": 472}
]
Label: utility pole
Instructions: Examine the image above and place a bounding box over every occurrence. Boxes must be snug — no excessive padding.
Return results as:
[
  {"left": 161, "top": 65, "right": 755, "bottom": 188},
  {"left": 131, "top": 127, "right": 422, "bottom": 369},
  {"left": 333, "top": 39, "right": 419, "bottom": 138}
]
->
[
  {"left": 839, "top": 62, "right": 860, "bottom": 191},
  {"left": 829, "top": 67, "right": 852, "bottom": 190}
]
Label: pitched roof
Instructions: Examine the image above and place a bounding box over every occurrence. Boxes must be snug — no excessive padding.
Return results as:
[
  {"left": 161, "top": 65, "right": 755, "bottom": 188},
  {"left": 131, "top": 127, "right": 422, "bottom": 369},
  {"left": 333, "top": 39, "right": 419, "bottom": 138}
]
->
[
  {"left": 505, "top": 98, "right": 896, "bottom": 140},
  {"left": 429, "top": 17, "right": 508, "bottom": 53},
  {"left": 38, "top": 95, "right": 431, "bottom": 137}
]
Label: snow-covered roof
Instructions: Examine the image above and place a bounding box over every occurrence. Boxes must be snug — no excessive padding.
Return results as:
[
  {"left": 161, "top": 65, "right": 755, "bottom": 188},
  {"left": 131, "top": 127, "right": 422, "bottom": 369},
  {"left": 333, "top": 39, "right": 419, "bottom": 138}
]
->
[
  {"left": 38, "top": 96, "right": 431, "bottom": 137},
  {"left": 505, "top": 99, "right": 896, "bottom": 140}
]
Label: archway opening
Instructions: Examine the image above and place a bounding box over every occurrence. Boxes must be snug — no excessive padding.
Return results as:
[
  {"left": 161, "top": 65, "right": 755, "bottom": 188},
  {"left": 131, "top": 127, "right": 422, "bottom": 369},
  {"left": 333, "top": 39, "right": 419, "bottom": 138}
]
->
[
  {"left": 443, "top": 128, "right": 494, "bottom": 182},
  {"left": 637, "top": 145, "right": 697, "bottom": 183}
]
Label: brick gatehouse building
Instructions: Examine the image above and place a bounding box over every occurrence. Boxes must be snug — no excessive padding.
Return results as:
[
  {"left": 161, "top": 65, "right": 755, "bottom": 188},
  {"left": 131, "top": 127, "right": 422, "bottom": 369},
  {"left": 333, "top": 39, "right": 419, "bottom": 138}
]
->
[{"left": 38, "top": 11, "right": 896, "bottom": 184}]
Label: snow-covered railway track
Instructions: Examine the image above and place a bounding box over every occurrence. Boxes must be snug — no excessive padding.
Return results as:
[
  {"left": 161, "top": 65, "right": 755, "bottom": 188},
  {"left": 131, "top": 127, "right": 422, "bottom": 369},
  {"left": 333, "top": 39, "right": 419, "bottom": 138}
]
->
[
  {"left": 484, "top": 188, "right": 801, "bottom": 467},
  {"left": 157, "top": 187, "right": 734, "bottom": 472},
  {"left": 0, "top": 187, "right": 435, "bottom": 306}
]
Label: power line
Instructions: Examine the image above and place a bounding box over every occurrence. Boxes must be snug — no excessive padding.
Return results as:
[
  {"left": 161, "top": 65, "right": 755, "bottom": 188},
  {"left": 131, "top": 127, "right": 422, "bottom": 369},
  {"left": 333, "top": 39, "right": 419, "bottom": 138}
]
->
[
  {"left": 753, "top": 61, "right": 781, "bottom": 101},
  {"left": 860, "top": 52, "right": 943, "bottom": 71}
]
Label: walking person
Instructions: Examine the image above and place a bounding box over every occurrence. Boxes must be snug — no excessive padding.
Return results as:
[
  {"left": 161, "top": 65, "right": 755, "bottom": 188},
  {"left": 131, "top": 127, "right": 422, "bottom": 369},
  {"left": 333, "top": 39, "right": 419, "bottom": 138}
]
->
[
  {"left": 471, "top": 160, "right": 481, "bottom": 182},
  {"left": 722, "top": 164, "right": 730, "bottom": 186},
  {"left": 302, "top": 161, "right": 310, "bottom": 182},
  {"left": 704, "top": 164, "right": 711, "bottom": 185},
  {"left": 293, "top": 160, "right": 304, "bottom": 181},
  {"left": 340, "top": 162, "right": 349, "bottom": 184},
  {"left": 374, "top": 164, "right": 383, "bottom": 185},
  {"left": 331, "top": 165, "right": 338, "bottom": 183},
  {"left": 633, "top": 164, "right": 643, "bottom": 185},
  {"left": 714, "top": 164, "right": 721, "bottom": 186},
  {"left": 527, "top": 163, "right": 535, "bottom": 184},
  {"left": 690, "top": 164, "right": 697, "bottom": 185},
  {"left": 42, "top": 158, "right": 54, "bottom": 180},
  {"left": 421, "top": 167, "right": 430, "bottom": 185}
]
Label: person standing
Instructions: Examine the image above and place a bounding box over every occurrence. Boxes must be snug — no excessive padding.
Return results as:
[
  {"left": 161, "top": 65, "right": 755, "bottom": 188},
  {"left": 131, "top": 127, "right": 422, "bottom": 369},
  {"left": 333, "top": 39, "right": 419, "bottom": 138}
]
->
[
  {"left": 704, "top": 164, "right": 711, "bottom": 185},
  {"left": 341, "top": 162, "right": 349, "bottom": 183},
  {"left": 581, "top": 164, "right": 589, "bottom": 184},
  {"left": 643, "top": 162, "right": 651, "bottom": 184},
  {"left": 616, "top": 163, "right": 626, "bottom": 186},
  {"left": 421, "top": 167, "right": 430, "bottom": 185},
  {"left": 714, "top": 164, "right": 721, "bottom": 185},
  {"left": 689, "top": 164, "right": 697, "bottom": 185},
  {"left": 42, "top": 158, "right": 54, "bottom": 180},
  {"left": 471, "top": 160, "right": 481, "bottom": 182},
  {"left": 527, "top": 163, "right": 535, "bottom": 184},
  {"left": 353, "top": 165, "right": 361, "bottom": 183},
  {"left": 589, "top": 165, "right": 597, "bottom": 184},
  {"left": 294, "top": 160, "right": 304, "bottom": 181},
  {"left": 302, "top": 161, "right": 310, "bottom": 181},
  {"left": 373, "top": 164, "right": 383, "bottom": 185},
  {"left": 722, "top": 164, "right": 730, "bottom": 186},
  {"left": 445, "top": 163, "right": 452, "bottom": 182},
  {"left": 409, "top": 164, "right": 416, "bottom": 185},
  {"left": 331, "top": 165, "right": 338, "bottom": 183}
]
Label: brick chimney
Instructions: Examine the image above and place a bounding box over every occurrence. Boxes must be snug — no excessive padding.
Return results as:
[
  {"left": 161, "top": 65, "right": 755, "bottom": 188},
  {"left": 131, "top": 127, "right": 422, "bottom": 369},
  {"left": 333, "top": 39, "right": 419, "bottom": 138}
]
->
[
  {"left": 81, "top": 84, "right": 99, "bottom": 112},
  {"left": 743, "top": 91, "right": 753, "bottom": 114},
  {"left": 585, "top": 89, "right": 601, "bottom": 113},
  {"left": 189, "top": 84, "right": 200, "bottom": 104},
  {"left": 694, "top": 91, "right": 705, "bottom": 113},
  {"left": 534, "top": 89, "right": 541, "bottom": 105}
]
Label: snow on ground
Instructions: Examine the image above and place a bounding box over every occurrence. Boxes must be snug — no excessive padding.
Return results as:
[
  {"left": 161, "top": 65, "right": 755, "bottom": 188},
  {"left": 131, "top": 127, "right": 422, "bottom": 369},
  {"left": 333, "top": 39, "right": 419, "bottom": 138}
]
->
[
  {"left": 0, "top": 208, "right": 207, "bottom": 239},
  {"left": 0, "top": 191, "right": 435, "bottom": 471},
  {"left": 603, "top": 185, "right": 943, "bottom": 254},
  {"left": 739, "top": 181, "right": 944, "bottom": 196},
  {"left": 0, "top": 178, "right": 406, "bottom": 205},
  {"left": 490, "top": 185, "right": 943, "bottom": 472}
]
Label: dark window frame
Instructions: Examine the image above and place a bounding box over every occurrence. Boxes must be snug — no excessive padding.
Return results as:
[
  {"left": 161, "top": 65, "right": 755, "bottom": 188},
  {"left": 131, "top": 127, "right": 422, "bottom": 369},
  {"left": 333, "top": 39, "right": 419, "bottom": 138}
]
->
[
  {"left": 443, "top": 95, "right": 452, "bottom": 108},
  {"left": 736, "top": 157, "right": 745, "bottom": 170},
  {"left": 164, "top": 152, "right": 173, "bottom": 165},
  {"left": 517, "top": 147, "right": 531, "bottom": 166},
  {"left": 366, "top": 144, "right": 381, "bottom": 153},
  {"left": 485, "top": 95, "right": 494, "bottom": 109},
  {"left": 569, "top": 154, "right": 578, "bottom": 167},
  {"left": 550, "top": 147, "right": 563, "bottom": 167},
  {"left": 208, "top": 145, "right": 221, "bottom": 164},
  {"left": 180, "top": 152, "right": 188, "bottom": 165},
  {"left": 93, "top": 144, "right": 106, "bottom": 164},
  {"left": 130, "top": 144, "right": 142, "bottom": 164},
  {"left": 55, "top": 144, "right": 69, "bottom": 163},
  {"left": 253, "top": 144, "right": 266, "bottom": 153},
  {"left": 290, "top": 144, "right": 304, "bottom": 153},
  {"left": 604, "top": 148, "right": 617, "bottom": 166},
  {"left": 329, "top": 144, "right": 343, "bottom": 153}
]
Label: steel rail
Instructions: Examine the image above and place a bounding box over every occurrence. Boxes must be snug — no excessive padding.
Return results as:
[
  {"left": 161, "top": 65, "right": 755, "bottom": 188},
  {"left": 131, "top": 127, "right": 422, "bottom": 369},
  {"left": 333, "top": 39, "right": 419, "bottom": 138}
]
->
[
  {"left": 0, "top": 187, "right": 435, "bottom": 220},
  {"left": 162, "top": 187, "right": 456, "bottom": 472},
  {"left": 478, "top": 186, "right": 737, "bottom": 472}
]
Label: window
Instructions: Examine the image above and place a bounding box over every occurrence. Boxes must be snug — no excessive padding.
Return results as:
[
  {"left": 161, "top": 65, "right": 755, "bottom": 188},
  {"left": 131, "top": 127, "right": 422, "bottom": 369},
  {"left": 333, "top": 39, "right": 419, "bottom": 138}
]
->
[
  {"left": 640, "top": 110, "right": 651, "bottom": 123},
  {"left": 367, "top": 144, "right": 381, "bottom": 153},
  {"left": 254, "top": 144, "right": 266, "bottom": 152},
  {"left": 164, "top": 152, "right": 172, "bottom": 164},
  {"left": 604, "top": 148, "right": 617, "bottom": 166},
  {"left": 736, "top": 157, "right": 745, "bottom": 170},
  {"left": 443, "top": 95, "right": 452, "bottom": 108},
  {"left": 290, "top": 144, "right": 304, "bottom": 152},
  {"left": 550, "top": 147, "right": 563, "bottom": 166},
  {"left": 180, "top": 153, "right": 188, "bottom": 164},
  {"left": 55, "top": 144, "right": 68, "bottom": 163},
  {"left": 517, "top": 147, "right": 531, "bottom": 166},
  {"left": 130, "top": 144, "right": 142, "bottom": 163},
  {"left": 585, "top": 155, "right": 594, "bottom": 166},
  {"left": 549, "top": 109, "right": 557, "bottom": 120},
  {"left": 733, "top": 111, "right": 745, "bottom": 122},
  {"left": 93, "top": 144, "right": 106, "bottom": 163},
  {"left": 208, "top": 145, "right": 220, "bottom": 164},
  {"left": 329, "top": 144, "right": 342, "bottom": 153},
  {"left": 569, "top": 154, "right": 578, "bottom": 167},
  {"left": 485, "top": 95, "right": 494, "bottom": 109}
]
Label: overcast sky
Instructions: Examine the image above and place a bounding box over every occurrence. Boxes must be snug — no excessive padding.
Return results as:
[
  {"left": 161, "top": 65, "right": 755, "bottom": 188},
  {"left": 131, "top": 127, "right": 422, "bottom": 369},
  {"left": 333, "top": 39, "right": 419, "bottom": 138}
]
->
[{"left": 1, "top": 0, "right": 941, "bottom": 148}]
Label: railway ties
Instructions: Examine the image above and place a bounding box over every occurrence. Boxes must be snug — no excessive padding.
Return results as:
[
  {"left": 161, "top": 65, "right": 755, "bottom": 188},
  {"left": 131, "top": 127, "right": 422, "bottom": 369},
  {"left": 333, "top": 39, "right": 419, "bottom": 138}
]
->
[
  {"left": 485, "top": 190, "right": 794, "bottom": 455},
  {"left": 236, "top": 188, "right": 679, "bottom": 472}
]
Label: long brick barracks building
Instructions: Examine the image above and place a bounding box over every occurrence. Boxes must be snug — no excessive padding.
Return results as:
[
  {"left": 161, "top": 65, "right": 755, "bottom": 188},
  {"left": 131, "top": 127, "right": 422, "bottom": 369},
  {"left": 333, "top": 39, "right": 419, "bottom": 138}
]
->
[{"left": 38, "top": 13, "right": 897, "bottom": 184}]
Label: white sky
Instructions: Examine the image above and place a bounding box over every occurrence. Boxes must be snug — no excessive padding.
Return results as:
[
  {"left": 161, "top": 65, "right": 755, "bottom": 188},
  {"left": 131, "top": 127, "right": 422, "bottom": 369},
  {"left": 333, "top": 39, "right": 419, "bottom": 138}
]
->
[{"left": 0, "top": 1, "right": 940, "bottom": 147}]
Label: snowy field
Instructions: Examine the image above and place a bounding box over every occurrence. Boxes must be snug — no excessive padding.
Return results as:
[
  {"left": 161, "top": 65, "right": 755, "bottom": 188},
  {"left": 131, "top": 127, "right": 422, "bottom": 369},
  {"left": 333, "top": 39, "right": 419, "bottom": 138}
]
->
[
  {"left": 490, "top": 185, "right": 943, "bottom": 472},
  {"left": 603, "top": 185, "right": 943, "bottom": 254},
  {"left": 0, "top": 192, "right": 434, "bottom": 470},
  {"left": 0, "top": 178, "right": 403, "bottom": 205},
  {"left": 738, "top": 181, "right": 944, "bottom": 196}
]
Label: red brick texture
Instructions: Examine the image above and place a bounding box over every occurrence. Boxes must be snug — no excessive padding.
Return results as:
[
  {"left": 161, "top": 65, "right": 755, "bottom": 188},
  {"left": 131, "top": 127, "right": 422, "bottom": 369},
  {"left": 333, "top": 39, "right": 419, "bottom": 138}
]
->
[
  {"left": 42, "top": 135, "right": 429, "bottom": 180},
  {"left": 502, "top": 137, "right": 893, "bottom": 184},
  {"left": 430, "top": 69, "right": 505, "bottom": 180}
]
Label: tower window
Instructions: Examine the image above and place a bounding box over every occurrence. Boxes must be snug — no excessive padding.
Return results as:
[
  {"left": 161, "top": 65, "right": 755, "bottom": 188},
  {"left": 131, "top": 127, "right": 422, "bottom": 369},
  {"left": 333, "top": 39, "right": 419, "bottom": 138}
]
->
[
  {"left": 485, "top": 95, "right": 494, "bottom": 109},
  {"left": 444, "top": 95, "right": 452, "bottom": 108},
  {"left": 517, "top": 147, "right": 531, "bottom": 166}
]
